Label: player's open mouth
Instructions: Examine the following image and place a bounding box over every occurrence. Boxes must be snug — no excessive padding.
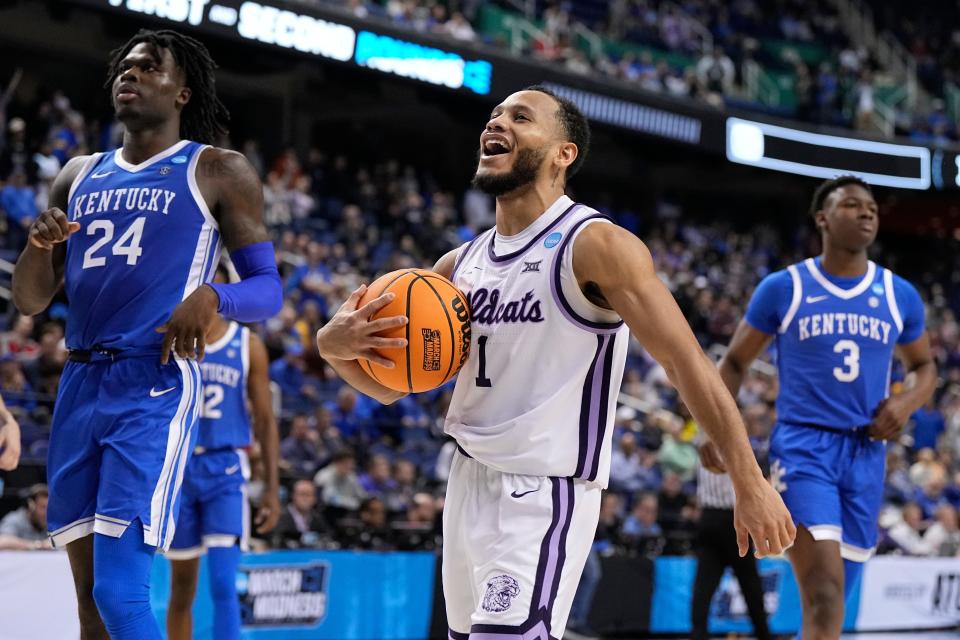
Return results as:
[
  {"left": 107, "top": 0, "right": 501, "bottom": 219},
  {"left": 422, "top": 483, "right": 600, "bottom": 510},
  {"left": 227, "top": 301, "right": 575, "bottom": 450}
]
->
[{"left": 481, "top": 136, "right": 511, "bottom": 158}]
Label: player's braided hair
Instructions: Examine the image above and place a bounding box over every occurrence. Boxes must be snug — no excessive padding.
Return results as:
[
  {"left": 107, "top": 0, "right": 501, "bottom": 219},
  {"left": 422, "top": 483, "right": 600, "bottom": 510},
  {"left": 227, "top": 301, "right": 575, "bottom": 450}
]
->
[
  {"left": 106, "top": 29, "right": 229, "bottom": 144},
  {"left": 809, "top": 175, "right": 872, "bottom": 219},
  {"left": 523, "top": 84, "right": 591, "bottom": 180}
]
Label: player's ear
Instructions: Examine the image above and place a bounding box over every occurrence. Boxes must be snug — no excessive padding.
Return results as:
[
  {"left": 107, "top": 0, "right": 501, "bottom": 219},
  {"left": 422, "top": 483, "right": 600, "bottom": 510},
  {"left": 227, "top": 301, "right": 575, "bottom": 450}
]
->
[
  {"left": 555, "top": 141, "right": 578, "bottom": 171},
  {"left": 177, "top": 86, "right": 192, "bottom": 109},
  {"left": 814, "top": 208, "right": 827, "bottom": 232}
]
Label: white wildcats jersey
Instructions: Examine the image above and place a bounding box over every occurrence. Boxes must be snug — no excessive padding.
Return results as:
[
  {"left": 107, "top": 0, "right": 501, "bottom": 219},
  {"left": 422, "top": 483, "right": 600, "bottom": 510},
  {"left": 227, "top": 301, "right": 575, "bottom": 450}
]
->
[{"left": 444, "top": 195, "right": 629, "bottom": 488}]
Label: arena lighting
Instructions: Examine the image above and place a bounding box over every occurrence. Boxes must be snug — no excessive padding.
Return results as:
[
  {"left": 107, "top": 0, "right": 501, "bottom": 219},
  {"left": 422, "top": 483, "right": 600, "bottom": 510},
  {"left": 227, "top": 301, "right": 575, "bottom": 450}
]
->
[
  {"left": 354, "top": 31, "right": 492, "bottom": 95},
  {"left": 542, "top": 83, "right": 703, "bottom": 144},
  {"left": 726, "top": 117, "right": 931, "bottom": 190}
]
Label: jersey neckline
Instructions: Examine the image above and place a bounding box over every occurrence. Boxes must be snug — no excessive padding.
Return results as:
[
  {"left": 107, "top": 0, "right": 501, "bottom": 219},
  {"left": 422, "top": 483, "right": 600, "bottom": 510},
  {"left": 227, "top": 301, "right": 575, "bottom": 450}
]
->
[
  {"left": 113, "top": 139, "right": 190, "bottom": 173},
  {"left": 487, "top": 196, "right": 577, "bottom": 263},
  {"left": 205, "top": 322, "right": 239, "bottom": 354},
  {"left": 804, "top": 257, "right": 877, "bottom": 300}
]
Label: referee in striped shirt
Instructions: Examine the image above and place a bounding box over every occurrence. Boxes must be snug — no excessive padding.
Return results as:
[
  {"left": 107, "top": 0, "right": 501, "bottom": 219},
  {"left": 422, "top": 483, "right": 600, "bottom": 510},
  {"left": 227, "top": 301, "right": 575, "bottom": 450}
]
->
[{"left": 692, "top": 440, "right": 771, "bottom": 640}]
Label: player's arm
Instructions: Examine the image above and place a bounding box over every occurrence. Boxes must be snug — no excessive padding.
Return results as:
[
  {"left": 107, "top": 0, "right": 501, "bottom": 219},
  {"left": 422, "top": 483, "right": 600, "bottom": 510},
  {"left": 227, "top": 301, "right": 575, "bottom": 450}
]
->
[
  {"left": 718, "top": 321, "right": 773, "bottom": 399},
  {"left": 11, "top": 156, "right": 87, "bottom": 315},
  {"left": 315, "top": 249, "right": 459, "bottom": 405},
  {"left": 158, "top": 149, "right": 282, "bottom": 363},
  {"left": 0, "top": 392, "right": 21, "bottom": 471},
  {"left": 574, "top": 223, "right": 795, "bottom": 557},
  {"left": 248, "top": 331, "right": 281, "bottom": 533},
  {"left": 870, "top": 334, "right": 938, "bottom": 440}
]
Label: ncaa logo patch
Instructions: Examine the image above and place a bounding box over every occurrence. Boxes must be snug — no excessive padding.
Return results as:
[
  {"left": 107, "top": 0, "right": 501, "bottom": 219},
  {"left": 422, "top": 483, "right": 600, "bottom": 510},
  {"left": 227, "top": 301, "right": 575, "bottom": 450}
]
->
[
  {"left": 544, "top": 232, "right": 562, "bottom": 248},
  {"left": 482, "top": 575, "right": 520, "bottom": 613},
  {"left": 171, "top": 155, "right": 188, "bottom": 164}
]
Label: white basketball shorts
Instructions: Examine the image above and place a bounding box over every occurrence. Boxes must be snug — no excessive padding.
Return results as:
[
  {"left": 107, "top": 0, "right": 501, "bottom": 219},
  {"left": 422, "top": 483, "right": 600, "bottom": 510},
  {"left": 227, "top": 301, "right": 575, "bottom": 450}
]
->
[{"left": 443, "top": 448, "right": 601, "bottom": 640}]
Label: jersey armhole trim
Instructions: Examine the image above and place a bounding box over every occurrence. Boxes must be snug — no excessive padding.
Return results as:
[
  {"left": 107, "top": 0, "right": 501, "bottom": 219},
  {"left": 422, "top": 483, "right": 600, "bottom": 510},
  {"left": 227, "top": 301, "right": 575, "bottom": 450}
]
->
[
  {"left": 187, "top": 145, "right": 218, "bottom": 229},
  {"left": 240, "top": 326, "right": 250, "bottom": 380},
  {"left": 67, "top": 153, "right": 103, "bottom": 204},
  {"left": 449, "top": 237, "right": 477, "bottom": 281},
  {"left": 550, "top": 214, "right": 624, "bottom": 334},
  {"left": 778, "top": 265, "right": 802, "bottom": 334},
  {"left": 883, "top": 269, "right": 904, "bottom": 333}
]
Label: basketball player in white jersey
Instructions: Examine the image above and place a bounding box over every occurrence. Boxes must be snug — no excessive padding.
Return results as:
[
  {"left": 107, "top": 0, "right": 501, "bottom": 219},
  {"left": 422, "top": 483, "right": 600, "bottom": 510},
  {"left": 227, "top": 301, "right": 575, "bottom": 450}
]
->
[{"left": 316, "top": 86, "right": 794, "bottom": 639}]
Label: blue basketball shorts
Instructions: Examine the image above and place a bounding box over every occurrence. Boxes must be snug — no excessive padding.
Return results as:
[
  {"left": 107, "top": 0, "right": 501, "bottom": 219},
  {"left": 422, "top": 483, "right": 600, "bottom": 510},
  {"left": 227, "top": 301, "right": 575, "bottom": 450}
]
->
[
  {"left": 769, "top": 423, "right": 885, "bottom": 562},
  {"left": 166, "top": 447, "right": 250, "bottom": 559},
  {"left": 46, "top": 355, "right": 202, "bottom": 551}
]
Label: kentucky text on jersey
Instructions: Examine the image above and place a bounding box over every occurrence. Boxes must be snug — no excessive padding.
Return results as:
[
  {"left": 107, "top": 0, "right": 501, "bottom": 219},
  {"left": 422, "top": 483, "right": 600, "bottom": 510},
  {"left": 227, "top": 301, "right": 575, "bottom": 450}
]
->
[
  {"left": 797, "top": 312, "right": 893, "bottom": 344},
  {"left": 467, "top": 287, "right": 544, "bottom": 325},
  {"left": 199, "top": 362, "right": 242, "bottom": 388},
  {"left": 71, "top": 188, "right": 177, "bottom": 219}
]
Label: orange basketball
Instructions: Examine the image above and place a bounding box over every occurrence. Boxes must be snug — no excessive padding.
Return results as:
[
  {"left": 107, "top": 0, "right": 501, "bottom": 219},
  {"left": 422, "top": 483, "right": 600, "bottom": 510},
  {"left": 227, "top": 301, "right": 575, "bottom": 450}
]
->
[{"left": 357, "top": 269, "right": 471, "bottom": 393}]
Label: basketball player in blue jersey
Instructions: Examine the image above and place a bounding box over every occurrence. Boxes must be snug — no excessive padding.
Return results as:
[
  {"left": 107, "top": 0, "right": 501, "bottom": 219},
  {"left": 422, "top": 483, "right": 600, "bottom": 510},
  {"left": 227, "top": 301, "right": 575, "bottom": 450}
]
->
[
  {"left": 317, "top": 86, "right": 795, "bottom": 640},
  {"left": 166, "top": 266, "right": 280, "bottom": 640},
  {"left": 11, "top": 30, "right": 281, "bottom": 639},
  {"left": 706, "top": 176, "right": 937, "bottom": 639}
]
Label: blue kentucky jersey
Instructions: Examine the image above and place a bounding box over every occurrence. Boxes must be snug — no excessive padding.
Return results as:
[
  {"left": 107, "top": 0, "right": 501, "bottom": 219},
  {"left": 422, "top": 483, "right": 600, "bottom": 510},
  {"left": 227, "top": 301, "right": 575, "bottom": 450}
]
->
[
  {"left": 64, "top": 140, "right": 221, "bottom": 351},
  {"left": 746, "top": 257, "right": 925, "bottom": 429},
  {"left": 197, "top": 322, "right": 252, "bottom": 449}
]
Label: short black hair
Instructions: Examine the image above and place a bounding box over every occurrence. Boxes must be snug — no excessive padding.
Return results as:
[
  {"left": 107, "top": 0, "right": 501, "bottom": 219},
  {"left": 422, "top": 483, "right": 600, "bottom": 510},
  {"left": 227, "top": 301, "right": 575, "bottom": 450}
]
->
[
  {"left": 809, "top": 175, "right": 873, "bottom": 219},
  {"left": 106, "top": 29, "right": 229, "bottom": 144},
  {"left": 523, "top": 84, "right": 591, "bottom": 180}
]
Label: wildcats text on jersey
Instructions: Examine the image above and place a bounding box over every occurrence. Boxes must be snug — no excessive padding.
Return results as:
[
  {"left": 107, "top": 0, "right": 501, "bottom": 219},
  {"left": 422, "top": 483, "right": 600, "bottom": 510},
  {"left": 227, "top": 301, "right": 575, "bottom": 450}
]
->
[
  {"left": 467, "top": 287, "right": 544, "bottom": 325},
  {"left": 71, "top": 187, "right": 177, "bottom": 219},
  {"left": 797, "top": 312, "right": 894, "bottom": 344}
]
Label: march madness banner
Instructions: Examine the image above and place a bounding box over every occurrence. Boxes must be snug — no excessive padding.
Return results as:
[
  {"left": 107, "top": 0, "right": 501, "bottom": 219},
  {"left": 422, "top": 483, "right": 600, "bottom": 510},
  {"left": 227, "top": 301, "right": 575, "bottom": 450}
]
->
[{"left": 856, "top": 556, "right": 960, "bottom": 631}]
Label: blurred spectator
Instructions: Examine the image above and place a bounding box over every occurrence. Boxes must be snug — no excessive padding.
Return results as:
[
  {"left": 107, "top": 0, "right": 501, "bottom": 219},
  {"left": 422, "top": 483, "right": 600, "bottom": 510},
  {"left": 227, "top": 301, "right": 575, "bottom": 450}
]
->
[
  {"left": 610, "top": 431, "right": 646, "bottom": 492},
  {"left": 272, "top": 479, "right": 329, "bottom": 549},
  {"left": 1, "top": 170, "right": 38, "bottom": 249},
  {"left": 924, "top": 504, "right": 960, "bottom": 556},
  {"left": 314, "top": 449, "right": 367, "bottom": 511},
  {"left": 358, "top": 453, "right": 398, "bottom": 496},
  {"left": 0, "top": 484, "right": 52, "bottom": 550},
  {"left": 657, "top": 471, "right": 689, "bottom": 532},
  {"left": 280, "top": 413, "right": 322, "bottom": 479},
  {"left": 0, "top": 314, "right": 39, "bottom": 359},
  {"left": 911, "top": 397, "right": 946, "bottom": 451},
  {"left": 623, "top": 492, "right": 664, "bottom": 538}
]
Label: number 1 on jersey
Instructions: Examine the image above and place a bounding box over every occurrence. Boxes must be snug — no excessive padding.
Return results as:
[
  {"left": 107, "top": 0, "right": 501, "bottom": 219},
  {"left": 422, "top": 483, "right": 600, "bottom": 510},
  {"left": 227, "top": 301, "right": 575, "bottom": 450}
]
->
[{"left": 475, "top": 335, "right": 492, "bottom": 387}]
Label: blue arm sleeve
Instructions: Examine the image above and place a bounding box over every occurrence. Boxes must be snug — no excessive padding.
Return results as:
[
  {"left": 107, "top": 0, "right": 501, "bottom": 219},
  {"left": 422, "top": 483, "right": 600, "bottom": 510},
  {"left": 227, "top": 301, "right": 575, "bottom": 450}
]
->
[
  {"left": 207, "top": 242, "right": 283, "bottom": 323},
  {"left": 744, "top": 270, "right": 793, "bottom": 335},
  {"left": 893, "top": 276, "right": 926, "bottom": 344}
]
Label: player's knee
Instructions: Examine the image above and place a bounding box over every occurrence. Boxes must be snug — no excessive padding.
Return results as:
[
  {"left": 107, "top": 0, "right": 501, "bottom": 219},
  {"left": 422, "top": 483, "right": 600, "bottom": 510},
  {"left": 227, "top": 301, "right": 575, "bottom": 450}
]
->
[
  {"left": 169, "top": 570, "right": 199, "bottom": 609},
  {"left": 803, "top": 579, "right": 844, "bottom": 627},
  {"left": 92, "top": 573, "right": 144, "bottom": 625},
  {"left": 76, "top": 590, "right": 103, "bottom": 632}
]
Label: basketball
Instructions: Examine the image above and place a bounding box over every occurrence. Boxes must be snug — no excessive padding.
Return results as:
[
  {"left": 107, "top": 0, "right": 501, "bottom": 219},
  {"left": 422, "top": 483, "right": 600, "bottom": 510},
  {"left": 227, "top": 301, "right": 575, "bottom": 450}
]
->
[{"left": 357, "top": 269, "right": 471, "bottom": 393}]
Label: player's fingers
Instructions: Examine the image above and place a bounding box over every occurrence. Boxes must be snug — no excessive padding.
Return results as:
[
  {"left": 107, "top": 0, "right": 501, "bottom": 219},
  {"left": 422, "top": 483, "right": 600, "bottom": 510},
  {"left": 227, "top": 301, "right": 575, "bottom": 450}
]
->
[
  {"left": 29, "top": 234, "right": 53, "bottom": 250},
  {"left": 367, "top": 315, "right": 409, "bottom": 333},
  {"left": 370, "top": 337, "right": 408, "bottom": 349},
  {"left": 363, "top": 351, "right": 395, "bottom": 368},
  {"left": 736, "top": 523, "right": 749, "bottom": 558},
  {"left": 765, "top": 527, "right": 784, "bottom": 556},
  {"left": 50, "top": 209, "right": 72, "bottom": 236},
  {"left": 340, "top": 284, "right": 366, "bottom": 312},
  {"left": 358, "top": 292, "right": 396, "bottom": 319},
  {"left": 195, "top": 330, "right": 207, "bottom": 361},
  {"left": 33, "top": 219, "right": 58, "bottom": 242}
]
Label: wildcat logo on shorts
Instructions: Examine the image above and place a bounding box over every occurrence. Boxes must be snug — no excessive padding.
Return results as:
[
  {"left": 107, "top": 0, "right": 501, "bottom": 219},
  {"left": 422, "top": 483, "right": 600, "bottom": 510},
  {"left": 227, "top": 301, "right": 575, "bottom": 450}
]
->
[{"left": 482, "top": 575, "right": 520, "bottom": 613}]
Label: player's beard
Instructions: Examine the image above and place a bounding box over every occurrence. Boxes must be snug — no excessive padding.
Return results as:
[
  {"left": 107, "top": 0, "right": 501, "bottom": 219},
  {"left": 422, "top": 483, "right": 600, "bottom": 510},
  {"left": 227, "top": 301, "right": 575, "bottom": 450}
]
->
[{"left": 471, "top": 146, "right": 545, "bottom": 196}]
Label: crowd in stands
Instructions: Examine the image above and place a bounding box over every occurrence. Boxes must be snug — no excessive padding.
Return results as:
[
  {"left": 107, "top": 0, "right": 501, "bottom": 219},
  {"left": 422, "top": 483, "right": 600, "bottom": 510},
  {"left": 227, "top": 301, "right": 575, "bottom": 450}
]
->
[
  {"left": 313, "top": 0, "right": 960, "bottom": 140},
  {"left": 1, "top": 69, "right": 960, "bottom": 559}
]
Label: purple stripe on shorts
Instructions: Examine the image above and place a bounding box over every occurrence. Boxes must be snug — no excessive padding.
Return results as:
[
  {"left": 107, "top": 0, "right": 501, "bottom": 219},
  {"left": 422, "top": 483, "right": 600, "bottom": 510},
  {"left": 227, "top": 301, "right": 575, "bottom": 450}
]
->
[
  {"left": 546, "top": 479, "right": 574, "bottom": 619},
  {"left": 574, "top": 336, "right": 604, "bottom": 478},
  {"left": 549, "top": 214, "right": 624, "bottom": 334},
  {"left": 538, "top": 480, "right": 573, "bottom": 612},
  {"left": 486, "top": 203, "right": 578, "bottom": 264},
  {"left": 468, "top": 619, "right": 552, "bottom": 639},
  {"left": 588, "top": 335, "right": 617, "bottom": 482},
  {"left": 529, "top": 478, "right": 562, "bottom": 617},
  {"left": 448, "top": 629, "right": 470, "bottom": 640}
]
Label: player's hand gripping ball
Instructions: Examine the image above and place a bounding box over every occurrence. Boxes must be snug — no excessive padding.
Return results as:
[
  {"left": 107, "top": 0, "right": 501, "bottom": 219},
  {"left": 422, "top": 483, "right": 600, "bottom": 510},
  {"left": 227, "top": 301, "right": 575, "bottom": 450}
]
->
[{"left": 358, "top": 269, "right": 471, "bottom": 393}]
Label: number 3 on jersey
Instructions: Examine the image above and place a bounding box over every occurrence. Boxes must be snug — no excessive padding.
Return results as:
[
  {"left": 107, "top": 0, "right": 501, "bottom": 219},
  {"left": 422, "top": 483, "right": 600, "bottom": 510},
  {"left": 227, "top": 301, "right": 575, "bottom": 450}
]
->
[
  {"left": 82, "top": 217, "right": 146, "bottom": 269},
  {"left": 833, "top": 339, "right": 860, "bottom": 382}
]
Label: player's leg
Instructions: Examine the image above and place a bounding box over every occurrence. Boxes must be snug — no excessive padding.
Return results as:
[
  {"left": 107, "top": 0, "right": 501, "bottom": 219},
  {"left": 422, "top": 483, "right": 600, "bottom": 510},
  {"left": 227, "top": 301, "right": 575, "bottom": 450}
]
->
[
  {"left": 727, "top": 540, "right": 771, "bottom": 640},
  {"left": 838, "top": 437, "right": 886, "bottom": 603},
  {"left": 48, "top": 361, "right": 106, "bottom": 638},
  {"left": 91, "top": 521, "right": 162, "bottom": 640},
  {"left": 93, "top": 357, "right": 201, "bottom": 637},
  {"left": 690, "top": 508, "right": 732, "bottom": 640},
  {"left": 167, "top": 557, "right": 201, "bottom": 640},
  {"left": 65, "top": 537, "right": 108, "bottom": 640},
  {"left": 199, "top": 450, "right": 250, "bottom": 640},
  {"left": 442, "top": 450, "right": 477, "bottom": 638},
  {"left": 788, "top": 526, "right": 845, "bottom": 639},
  {"left": 769, "top": 425, "right": 846, "bottom": 639},
  {"left": 166, "top": 461, "right": 204, "bottom": 640}
]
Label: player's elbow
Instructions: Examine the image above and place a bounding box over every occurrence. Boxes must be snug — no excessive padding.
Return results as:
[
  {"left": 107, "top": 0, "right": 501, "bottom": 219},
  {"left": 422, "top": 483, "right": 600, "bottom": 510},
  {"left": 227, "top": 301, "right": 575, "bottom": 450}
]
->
[
  {"left": 11, "top": 289, "right": 45, "bottom": 317},
  {"left": 377, "top": 390, "right": 408, "bottom": 406}
]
